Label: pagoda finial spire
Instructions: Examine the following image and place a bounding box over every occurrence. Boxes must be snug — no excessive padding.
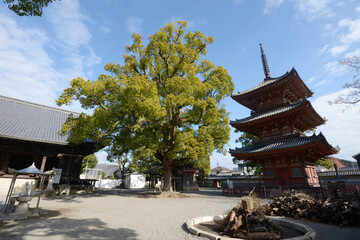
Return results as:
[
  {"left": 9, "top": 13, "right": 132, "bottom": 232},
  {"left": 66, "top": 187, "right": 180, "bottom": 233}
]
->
[{"left": 260, "top": 43, "right": 271, "bottom": 80}]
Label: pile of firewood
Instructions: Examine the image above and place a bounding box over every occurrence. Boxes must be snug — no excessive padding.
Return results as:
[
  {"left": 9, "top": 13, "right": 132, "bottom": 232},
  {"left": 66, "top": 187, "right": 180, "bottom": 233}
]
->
[
  {"left": 265, "top": 192, "right": 360, "bottom": 226},
  {"left": 219, "top": 197, "right": 283, "bottom": 239}
]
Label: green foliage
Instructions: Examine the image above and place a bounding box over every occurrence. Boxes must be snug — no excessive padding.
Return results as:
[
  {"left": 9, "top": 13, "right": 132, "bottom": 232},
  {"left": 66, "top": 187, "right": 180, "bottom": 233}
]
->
[
  {"left": 3, "top": 0, "right": 57, "bottom": 16},
  {"left": 245, "top": 161, "right": 263, "bottom": 176},
  {"left": 234, "top": 130, "right": 259, "bottom": 148},
  {"left": 81, "top": 154, "right": 98, "bottom": 173},
  {"left": 315, "top": 158, "right": 333, "bottom": 170},
  {"left": 107, "top": 149, "right": 132, "bottom": 182},
  {"left": 101, "top": 171, "right": 107, "bottom": 179},
  {"left": 233, "top": 131, "right": 262, "bottom": 176},
  {"left": 57, "top": 21, "right": 234, "bottom": 191}
]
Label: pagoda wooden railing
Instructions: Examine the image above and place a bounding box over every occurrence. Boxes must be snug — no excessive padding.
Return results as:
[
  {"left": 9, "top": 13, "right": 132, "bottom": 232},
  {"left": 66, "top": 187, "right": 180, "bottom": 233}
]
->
[
  {"left": 222, "top": 185, "right": 360, "bottom": 199},
  {"left": 317, "top": 169, "right": 360, "bottom": 177}
]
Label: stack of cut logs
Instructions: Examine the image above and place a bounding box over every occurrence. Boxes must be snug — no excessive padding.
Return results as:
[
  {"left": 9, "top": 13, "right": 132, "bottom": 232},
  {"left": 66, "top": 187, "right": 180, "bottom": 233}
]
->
[
  {"left": 219, "top": 197, "right": 283, "bottom": 239},
  {"left": 265, "top": 192, "right": 360, "bottom": 226}
]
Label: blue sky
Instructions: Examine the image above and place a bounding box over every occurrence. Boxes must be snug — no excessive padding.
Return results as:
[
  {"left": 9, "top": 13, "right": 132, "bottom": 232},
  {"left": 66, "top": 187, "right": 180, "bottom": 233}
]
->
[{"left": 0, "top": 0, "right": 359, "bottom": 169}]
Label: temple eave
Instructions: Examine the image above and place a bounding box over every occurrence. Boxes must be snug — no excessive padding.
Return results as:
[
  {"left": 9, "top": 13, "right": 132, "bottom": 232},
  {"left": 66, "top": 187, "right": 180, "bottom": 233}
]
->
[
  {"left": 230, "top": 135, "right": 338, "bottom": 160},
  {"left": 230, "top": 100, "right": 325, "bottom": 133}
]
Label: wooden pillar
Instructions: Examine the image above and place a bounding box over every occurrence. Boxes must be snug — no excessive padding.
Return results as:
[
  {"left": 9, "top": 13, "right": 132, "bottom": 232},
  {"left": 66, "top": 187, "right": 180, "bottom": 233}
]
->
[
  {"left": 40, "top": 155, "right": 47, "bottom": 172},
  {"left": 57, "top": 154, "right": 67, "bottom": 181},
  {"left": 72, "top": 156, "right": 83, "bottom": 180},
  {"left": 0, "top": 152, "right": 11, "bottom": 174}
]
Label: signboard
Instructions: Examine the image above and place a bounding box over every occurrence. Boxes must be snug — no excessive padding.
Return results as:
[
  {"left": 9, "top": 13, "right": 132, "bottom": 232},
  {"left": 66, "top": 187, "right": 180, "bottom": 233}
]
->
[{"left": 53, "top": 168, "right": 62, "bottom": 184}]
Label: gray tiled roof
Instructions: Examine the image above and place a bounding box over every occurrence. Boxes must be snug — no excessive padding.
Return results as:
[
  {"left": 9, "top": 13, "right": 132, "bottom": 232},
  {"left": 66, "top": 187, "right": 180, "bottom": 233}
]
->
[
  {"left": 353, "top": 152, "right": 360, "bottom": 160},
  {"left": 230, "top": 100, "right": 307, "bottom": 125},
  {"left": 232, "top": 68, "right": 294, "bottom": 97},
  {"left": 95, "top": 164, "right": 119, "bottom": 175},
  {"left": 211, "top": 166, "right": 232, "bottom": 172},
  {"left": 230, "top": 133, "right": 326, "bottom": 154},
  {"left": 0, "top": 95, "right": 79, "bottom": 145}
]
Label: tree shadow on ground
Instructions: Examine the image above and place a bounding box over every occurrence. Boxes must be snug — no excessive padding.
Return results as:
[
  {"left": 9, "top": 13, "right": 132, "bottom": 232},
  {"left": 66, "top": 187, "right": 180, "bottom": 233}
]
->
[
  {"left": 0, "top": 211, "right": 138, "bottom": 240},
  {"left": 96, "top": 189, "right": 162, "bottom": 198},
  {"left": 180, "top": 188, "right": 224, "bottom": 198},
  {"left": 40, "top": 187, "right": 224, "bottom": 203},
  {"left": 44, "top": 189, "right": 161, "bottom": 203}
]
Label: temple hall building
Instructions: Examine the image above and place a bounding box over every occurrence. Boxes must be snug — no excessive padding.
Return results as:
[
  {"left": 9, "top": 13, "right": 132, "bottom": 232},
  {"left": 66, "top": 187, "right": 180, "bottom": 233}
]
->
[
  {"left": 230, "top": 44, "right": 339, "bottom": 187},
  {"left": 0, "top": 95, "right": 96, "bottom": 182}
]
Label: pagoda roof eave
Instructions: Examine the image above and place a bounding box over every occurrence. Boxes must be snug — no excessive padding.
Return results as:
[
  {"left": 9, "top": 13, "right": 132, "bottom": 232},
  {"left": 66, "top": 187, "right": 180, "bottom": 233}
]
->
[
  {"left": 230, "top": 99, "right": 325, "bottom": 131},
  {"left": 229, "top": 133, "right": 338, "bottom": 158},
  {"left": 231, "top": 68, "right": 313, "bottom": 102}
]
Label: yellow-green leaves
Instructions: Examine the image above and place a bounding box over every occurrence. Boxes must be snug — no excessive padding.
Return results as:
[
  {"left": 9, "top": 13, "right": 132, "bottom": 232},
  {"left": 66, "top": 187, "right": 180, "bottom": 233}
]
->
[{"left": 57, "top": 20, "right": 234, "bottom": 176}]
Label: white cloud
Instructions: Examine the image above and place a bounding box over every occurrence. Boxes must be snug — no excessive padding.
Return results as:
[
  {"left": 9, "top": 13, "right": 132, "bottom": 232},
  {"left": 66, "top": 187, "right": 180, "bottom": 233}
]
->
[
  {"left": 46, "top": 0, "right": 101, "bottom": 79},
  {"left": 295, "top": 0, "right": 334, "bottom": 22},
  {"left": 338, "top": 18, "right": 360, "bottom": 45},
  {"left": 0, "top": 0, "right": 101, "bottom": 111},
  {"left": 307, "top": 76, "right": 316, "bottom": 83},
  {"left": 345, "top": 49, "right": 360, "bottom": 58},
  {"left": 100, "top": 26, "right": 111, "bottom": 33},
  {"left": 318, "top": 44, "right": 329, "bottom": 55},
  {"left": 99, "top": 17, "right": 112, "bottom": 34},
  {"left": 312, "top": 89, "right": 360, "bottom": 160},
  {"left": 47, "top": 0, "right": 92, "bottom": 50},
  {"left": 322, "top": 24, "right": 332, "bottom": 31},
  {"left": 312, "top": 61, "right": 347, "bottom": 88},
  {"left": 329, "top": 45, "right": 349, "bottom": 56},
  {"left": 85, "top": 47, "right": 102, "bottom": 68},
  {"left": 356, "top": 5, "right": 360, "bottom": 13},
  {"left": 264, "top": 0, "right": 285, "bottom": 15},
  {"left": 335, "top": 1, "right": 347, "bottom": 8},
  {"left": 0, "top": 13, "right": 59, "bottom": 106},
  {"left": 323, "top": 61, "right": 347, "bottom": 76},
  {"left": 233, "top": 0, "right": 244, "bottom": 4},
  {"left": 126, "top": 17, "right": 142, "bottom": 33},
  {"left": 312, "top": 78, "right": 331, "bottom": 88}
]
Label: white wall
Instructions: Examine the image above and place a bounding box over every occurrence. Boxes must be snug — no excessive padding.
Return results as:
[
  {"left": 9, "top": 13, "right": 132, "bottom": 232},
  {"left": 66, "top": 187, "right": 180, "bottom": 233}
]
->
[
  {"left": 125, "top": 174, "right": 145, "bottom": 189},
  {"left": 95, "top": 179, "right": 121, "bottom": 189},
  {"left": 0, "top": 178, "right": 36, "bottom": 206}
]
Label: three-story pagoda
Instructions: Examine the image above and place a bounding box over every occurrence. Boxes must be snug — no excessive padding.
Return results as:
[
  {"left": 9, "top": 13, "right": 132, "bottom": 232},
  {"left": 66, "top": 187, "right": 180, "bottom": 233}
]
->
[{"left": 230, "top": 44, "right": 338, "bottom": 187}]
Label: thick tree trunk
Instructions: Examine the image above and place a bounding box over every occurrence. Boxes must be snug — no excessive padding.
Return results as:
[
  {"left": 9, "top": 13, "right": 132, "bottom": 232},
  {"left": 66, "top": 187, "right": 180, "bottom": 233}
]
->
[{"left": 162, "top": 156, "right": 173, "bottom": 192}]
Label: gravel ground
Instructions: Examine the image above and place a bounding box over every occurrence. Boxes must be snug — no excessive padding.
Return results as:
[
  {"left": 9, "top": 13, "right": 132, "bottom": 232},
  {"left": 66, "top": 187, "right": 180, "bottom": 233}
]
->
[{"left": 0, "top": 188, "right": 359, "bottom": 240}]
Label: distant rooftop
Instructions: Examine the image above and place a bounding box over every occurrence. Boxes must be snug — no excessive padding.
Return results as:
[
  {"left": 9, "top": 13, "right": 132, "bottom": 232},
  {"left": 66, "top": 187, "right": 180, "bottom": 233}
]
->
[
  {"left": 95, "top": 164, "right": 119, "bottom": 175},
  {"left": 0, "top": 95, "right": 79, "bottom": 145},
  {"left": 211, "top": 166, "right": 231, "bottom": 172}
]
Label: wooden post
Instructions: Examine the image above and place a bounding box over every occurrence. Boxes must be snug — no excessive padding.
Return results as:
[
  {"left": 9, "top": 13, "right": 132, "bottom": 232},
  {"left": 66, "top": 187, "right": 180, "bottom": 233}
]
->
[
  {"left": 0, "top": 152, "right": 11, "bottom": 174},
  {"left": 40, "top": 155, "right": 47, "bottom": 172},
  {"left": 264, "top": 186, "right": 267, "bottom": 198}
]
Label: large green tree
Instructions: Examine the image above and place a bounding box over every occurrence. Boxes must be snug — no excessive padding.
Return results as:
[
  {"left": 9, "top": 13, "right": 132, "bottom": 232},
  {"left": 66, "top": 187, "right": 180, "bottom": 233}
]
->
[
  {"left": 57, "top": 21, "right": 234, "bottom": 192},
  {"left": 3, "top": 0, "right": 57, "bottom": 16}
]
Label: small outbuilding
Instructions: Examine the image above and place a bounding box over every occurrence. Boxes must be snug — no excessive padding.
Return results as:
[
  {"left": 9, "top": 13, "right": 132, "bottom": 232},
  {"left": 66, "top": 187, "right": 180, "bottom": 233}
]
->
[{"left": 124, "top": 173, "right": 146, "bottom": 189}]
